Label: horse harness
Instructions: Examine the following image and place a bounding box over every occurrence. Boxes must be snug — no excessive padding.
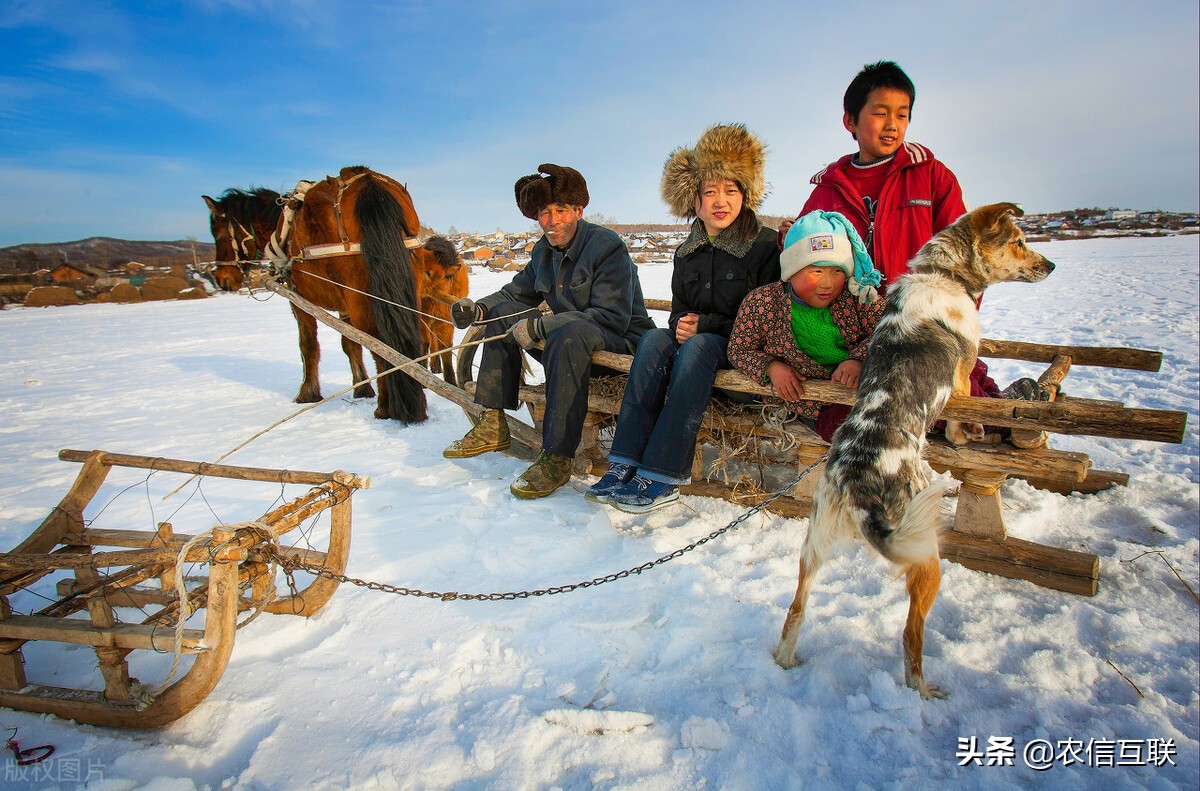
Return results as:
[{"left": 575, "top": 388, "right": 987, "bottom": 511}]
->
[{"left": 265, "top": 170, "right": 422, "bottom": 277}]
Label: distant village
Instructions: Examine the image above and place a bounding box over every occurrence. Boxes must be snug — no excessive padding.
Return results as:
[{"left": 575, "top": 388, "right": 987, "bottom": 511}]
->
[
  {"left": 443, "top": 208, "right": 1199, "bottom": 273},
  {"left": 0, "top": 207, "right": 1195, "bottom": 307}
]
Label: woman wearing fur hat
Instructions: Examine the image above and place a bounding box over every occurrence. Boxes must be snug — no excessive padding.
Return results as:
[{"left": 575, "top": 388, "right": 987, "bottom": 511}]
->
[{"left": 588, "top": 124, "right": 781, "bottom": 513}]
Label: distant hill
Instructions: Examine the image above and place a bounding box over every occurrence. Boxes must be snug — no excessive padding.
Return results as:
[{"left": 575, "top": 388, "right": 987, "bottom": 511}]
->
[{"left": 0, "top": 237, "right": 214, "bottom": 276}]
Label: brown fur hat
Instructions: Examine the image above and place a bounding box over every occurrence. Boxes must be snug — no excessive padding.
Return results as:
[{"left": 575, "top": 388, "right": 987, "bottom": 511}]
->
[
  {"left": 514, "top": 164, "right": 590, "bottom": 219},
  {"left": 660, "top": 124, "right": 767, "bottom": 219}
]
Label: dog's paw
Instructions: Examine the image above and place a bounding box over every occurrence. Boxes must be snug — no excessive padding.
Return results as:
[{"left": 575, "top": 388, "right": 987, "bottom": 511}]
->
[
  {"left": 773, "top": 649, "right": 801, "bottom": 669},
  {"left": 907, "top": 676, "right": 949, "bottom": 700}
]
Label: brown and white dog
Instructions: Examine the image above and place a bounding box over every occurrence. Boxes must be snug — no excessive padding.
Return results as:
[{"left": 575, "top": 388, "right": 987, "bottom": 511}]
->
[{"left": 773, "top": 203, "right": 1054, "bottom": 698}]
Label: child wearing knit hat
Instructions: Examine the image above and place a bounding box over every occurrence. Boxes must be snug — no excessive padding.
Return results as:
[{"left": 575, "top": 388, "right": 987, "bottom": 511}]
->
[{"left": 727, "top": 210, "right": 885, "bottom": 441}]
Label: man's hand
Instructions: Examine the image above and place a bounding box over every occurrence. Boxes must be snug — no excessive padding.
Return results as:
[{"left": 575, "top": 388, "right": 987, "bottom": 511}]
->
[
  {"left": 831, "top": 359, "right": 862, "bottom": 389},
  {"left": 507, "top": 317, "right": 542, "bottom": 350},
  {"left": 675, "top": 313, "right": 699, "bottom": 344},
  {"left": 767, "top": 360, "right": 806, "bottom": 402},
  {"left": 451, "top": 297, "right": 482, "bottom": 329}
]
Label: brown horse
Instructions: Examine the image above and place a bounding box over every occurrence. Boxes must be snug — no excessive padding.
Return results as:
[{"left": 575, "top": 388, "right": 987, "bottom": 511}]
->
[
  {"left": 413, "top": 236, "right": 469, "bottom": 387},
  {"left": 201, "top": 188, "right": 282, "bottom": 291},
  {"left": 281, "top": 166, "right": 428, "bottom": 423}
]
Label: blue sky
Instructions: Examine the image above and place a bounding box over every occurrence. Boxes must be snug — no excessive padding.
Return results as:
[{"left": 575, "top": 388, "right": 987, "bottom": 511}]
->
[{"left": 1, "top": 0, "right": 1197, "bottom": 246}]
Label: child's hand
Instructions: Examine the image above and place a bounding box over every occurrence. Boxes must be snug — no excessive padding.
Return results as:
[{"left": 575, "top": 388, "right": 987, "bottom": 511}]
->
[
  {"left": 675, "top": 313, "right": 699, "bottom": 343},
  {"left": 831, "top": 359, "right": 862, "bottom": 389},
  {"left": 768, "top": 360, "right": 806, "bottom": 401}
]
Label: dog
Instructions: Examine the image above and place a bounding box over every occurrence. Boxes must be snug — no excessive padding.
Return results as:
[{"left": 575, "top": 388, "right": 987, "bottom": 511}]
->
[{"left": 772, "top": 202, "right": 1054, "bottom": 698}]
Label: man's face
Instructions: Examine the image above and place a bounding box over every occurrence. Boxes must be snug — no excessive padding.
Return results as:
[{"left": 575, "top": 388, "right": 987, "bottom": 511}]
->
[{"left": 538, "top": 203, "right": 584, "bottom": 249}]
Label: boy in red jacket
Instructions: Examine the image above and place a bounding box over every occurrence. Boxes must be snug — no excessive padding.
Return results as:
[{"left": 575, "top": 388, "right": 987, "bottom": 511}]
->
[{"left": 781, "top": 60, "right": 1017, "bottom": 408}]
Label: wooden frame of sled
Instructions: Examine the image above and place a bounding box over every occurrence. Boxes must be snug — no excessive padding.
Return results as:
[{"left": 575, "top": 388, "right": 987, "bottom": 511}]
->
[
  {"left": 0, "top": 449, "right": 368, "bottom": 728},
  {"left": 266, "top": 280, "right": 1187, "bottom": 598}
]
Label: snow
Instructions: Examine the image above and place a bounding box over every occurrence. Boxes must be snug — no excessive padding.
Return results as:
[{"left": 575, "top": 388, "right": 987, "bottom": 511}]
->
[{"left": 0, "top": 235, "right": 1197, "bottom": 790}]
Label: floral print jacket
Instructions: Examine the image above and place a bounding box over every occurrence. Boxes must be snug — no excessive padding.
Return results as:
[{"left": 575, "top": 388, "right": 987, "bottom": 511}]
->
[{"left": 727, "top": 282, "right": 885, "bottom": 418}]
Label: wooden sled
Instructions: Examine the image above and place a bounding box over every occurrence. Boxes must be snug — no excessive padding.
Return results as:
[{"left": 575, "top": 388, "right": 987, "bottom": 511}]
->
[
  {"left": 267, "top": 281, "right": 1188, "bottom": 597},
  {"left": 0, "top": 449, "right": 368, "bottom": 728}
]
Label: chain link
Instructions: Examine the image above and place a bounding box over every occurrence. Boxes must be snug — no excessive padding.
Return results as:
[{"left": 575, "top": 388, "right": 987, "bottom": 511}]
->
[{"left": 265, "top": 456, "right": 825, "bottom": 602}]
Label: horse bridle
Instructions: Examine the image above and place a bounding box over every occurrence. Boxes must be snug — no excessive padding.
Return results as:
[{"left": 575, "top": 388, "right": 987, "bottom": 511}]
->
[{"left": 265, "top": 171, "right": 422, "bottom": 273}]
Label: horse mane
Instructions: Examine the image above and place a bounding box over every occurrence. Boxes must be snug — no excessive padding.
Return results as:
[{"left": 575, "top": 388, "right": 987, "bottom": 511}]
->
[
  {"left": 422, "top": 235, "right": 460, "bottom": 268},
  {"left": 217, "top": 187, "right": 283, "bottom": 228}
]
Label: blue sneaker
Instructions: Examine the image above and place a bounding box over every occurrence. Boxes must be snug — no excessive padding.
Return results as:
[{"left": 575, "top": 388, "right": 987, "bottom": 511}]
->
[
  {"left": 585, "top": 463, "right": 637, "bottom": 503},
  {"left": 610, "top": 474, "right": 680, "bottom": 514}
]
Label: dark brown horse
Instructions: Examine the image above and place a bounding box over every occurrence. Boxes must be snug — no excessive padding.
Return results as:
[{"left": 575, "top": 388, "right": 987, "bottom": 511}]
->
[
  {"left": 414, "top": 236, "right": 469, "bottom": 387},
  {"left": 282, "top": 166, "right": 428, "bottom": 423},
  {"left": 201, "top": 188, "right": 283, "bottom": 291}
]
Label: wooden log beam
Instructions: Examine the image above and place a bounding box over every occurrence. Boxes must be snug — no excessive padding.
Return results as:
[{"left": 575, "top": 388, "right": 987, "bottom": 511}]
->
[
  {"left": 939, "top": 530, "right": 1099, "bottom": 596},
  {"left": 978, "top": 338, "right": 1161, "bottom": 372},
  {"left": 644, "top": 298, "right": 1162, "bottom": 371},
  {"left": 264, "top": 278, "right": 545, "bottom": 451},
  {"left": 57, "top": 449, "right": 369, "bottom": 489},
  {"left": 0, "top": 614, "right": 206, "bottom": 652},
  {"left": 578, "top": 350, "right": 1185, "bottom": 443}
]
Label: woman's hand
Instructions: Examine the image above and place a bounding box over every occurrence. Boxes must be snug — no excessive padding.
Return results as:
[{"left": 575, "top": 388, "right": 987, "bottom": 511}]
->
[
  {"left": 831, "top": 359, "right": 862, "bottom": 389},
  {"left": 767, "top": 360, "right": 806, "bottom": 401},
  {"left": 675, "top": 313, "right": 699, "bottom": 344}
]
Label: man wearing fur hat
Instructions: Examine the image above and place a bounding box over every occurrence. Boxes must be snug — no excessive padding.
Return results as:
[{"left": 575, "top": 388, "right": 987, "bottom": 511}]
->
[{"left": 445, "top": 164, "right": 655, "bottom": 499}]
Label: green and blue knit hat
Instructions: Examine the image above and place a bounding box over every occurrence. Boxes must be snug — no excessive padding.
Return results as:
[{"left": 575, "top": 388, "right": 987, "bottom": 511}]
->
[{"left": 780, "top": 210, "right": 882, "bottom": 304}]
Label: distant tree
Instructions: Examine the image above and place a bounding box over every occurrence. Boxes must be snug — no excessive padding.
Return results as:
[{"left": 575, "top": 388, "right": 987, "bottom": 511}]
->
[
  {"left": 446, "top": 225, "right": 458, "bottom": 236},
  {"left": 585, "top": 212, "right": 617, "bottom": 226}
]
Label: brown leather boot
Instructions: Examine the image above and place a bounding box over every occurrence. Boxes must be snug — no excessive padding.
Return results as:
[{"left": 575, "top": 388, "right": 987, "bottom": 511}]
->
[
  {"left": 510, "top": 451, "right": 573, "bottom": 499},
  {"left": 443, "top": 409, "right": 511, "bottom": 458}
]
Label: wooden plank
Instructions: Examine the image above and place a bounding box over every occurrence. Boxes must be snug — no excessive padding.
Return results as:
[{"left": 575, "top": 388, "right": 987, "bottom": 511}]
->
[
  {"left": 578, "top": 350, "right": 1186, "bottom": 443},
  {"left": 0, "top": 615, "right": 206, "bottom": 652},
  {"left": 642, "top": 301, "right": 1159, "bottom": 370},
  {"left": 1015, "top": 468, "right": 1129, "bottom": 496},
  {"left": 58, "top": 449, "right": 369, "bottom": 489},
  {"left": 939, "top": 530, "right": 1099, "bottom": 596},
  {"left": 978, "top": 338, "right": 1162, "bottom": 372}
]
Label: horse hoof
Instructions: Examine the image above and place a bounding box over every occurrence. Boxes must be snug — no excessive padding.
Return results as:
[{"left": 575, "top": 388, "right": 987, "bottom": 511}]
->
[{"left": 353, "top": 385, "right": 376, "bottom": 399}]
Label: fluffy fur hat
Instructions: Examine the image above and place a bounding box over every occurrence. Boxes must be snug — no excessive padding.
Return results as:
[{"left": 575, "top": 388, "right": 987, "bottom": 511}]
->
[
  {"left": 660, "top": 124, "right": 767, "bottom": 219},
  {"left": 781, "top": 211, "right": 882, "bottom": 304},
  {"left": 514, "top": 164, "right": 589, "bottom": 220}
]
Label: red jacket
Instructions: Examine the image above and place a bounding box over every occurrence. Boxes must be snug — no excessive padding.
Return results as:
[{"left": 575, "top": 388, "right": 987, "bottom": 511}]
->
[{"left": 796, "top": 141, "right": 966, "bottom": 288}]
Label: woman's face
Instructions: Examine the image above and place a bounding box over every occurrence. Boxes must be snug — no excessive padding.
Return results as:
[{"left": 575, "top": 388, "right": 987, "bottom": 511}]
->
[{"left": 694, "top": 179, "right": 743, "bottom": 237}]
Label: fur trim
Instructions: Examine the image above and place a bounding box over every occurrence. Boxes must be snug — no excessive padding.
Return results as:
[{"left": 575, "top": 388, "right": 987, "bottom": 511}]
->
[
  {"left": 515, "top": 163, "right": 589, "bottom": 220},
  {"left": 676, "top": 217, "right": 757, "bottom": 260},
  {"left": 660, "top": 124, "right": 767, "bottom": 219}
]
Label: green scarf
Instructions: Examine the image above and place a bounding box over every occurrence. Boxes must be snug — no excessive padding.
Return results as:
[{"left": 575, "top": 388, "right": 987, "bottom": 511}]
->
[{"left": 789, "top": 300, "right": 848, "bottom": 369}]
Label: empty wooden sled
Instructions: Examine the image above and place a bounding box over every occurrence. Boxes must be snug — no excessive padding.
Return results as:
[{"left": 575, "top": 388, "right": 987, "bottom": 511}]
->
[{"left": 0, "top": 449, "right": 368, "bottom": 728}]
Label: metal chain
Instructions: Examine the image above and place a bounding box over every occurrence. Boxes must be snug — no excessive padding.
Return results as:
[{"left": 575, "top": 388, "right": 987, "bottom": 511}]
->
[{"left": 265, "top": 456, "right": 825, "bottom": 602}]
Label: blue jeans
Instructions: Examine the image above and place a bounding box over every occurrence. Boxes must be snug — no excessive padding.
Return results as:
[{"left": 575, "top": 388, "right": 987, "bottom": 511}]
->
[
  {"left": 608, "top": 328, "right": 728, "bottom": 484},
  {"left": 473, "top": 300, "right": 627, "bottom": 457}
]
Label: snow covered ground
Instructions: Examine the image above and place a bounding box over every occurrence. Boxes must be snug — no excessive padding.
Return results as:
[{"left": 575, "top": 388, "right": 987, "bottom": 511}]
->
[{"left": 0, "top": 234, "right": 1196, "bottom": 790}]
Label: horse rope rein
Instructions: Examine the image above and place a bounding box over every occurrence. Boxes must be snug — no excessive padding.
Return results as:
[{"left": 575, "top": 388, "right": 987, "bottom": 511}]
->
[{"left": 264, "top": 456, "right": 825, "bottom": 602}]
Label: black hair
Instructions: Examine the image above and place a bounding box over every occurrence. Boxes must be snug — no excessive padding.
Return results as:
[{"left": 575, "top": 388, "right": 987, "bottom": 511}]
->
[{"left": 843, "top": 60, "right": 916, "bottom": 122}]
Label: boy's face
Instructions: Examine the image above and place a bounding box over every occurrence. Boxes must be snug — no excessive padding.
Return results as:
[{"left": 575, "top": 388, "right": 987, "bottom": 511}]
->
[
  {"left": 789, "top": 264, "right": 846, "bottom": 308},
  {"left": 843, "top": 86, "right": 910, "bottom": 162}
]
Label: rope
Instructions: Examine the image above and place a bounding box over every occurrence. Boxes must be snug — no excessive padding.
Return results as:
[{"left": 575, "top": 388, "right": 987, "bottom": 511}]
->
[
  {"left": 148, "top": 526, "right": 220, "bottom": 700},
  {"left": 162, "top": 330, "right": 508, "bottom": 500}
]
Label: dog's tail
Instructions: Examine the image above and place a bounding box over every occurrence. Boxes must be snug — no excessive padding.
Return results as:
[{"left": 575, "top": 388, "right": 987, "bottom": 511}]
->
[{"left": 861, "top": 476, "right": 955, "bottom": 566}]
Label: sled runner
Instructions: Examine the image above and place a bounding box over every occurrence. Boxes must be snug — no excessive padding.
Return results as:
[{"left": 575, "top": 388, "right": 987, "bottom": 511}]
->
[{"left": 0, "top": 449, "right": 368, "bottom": 728}]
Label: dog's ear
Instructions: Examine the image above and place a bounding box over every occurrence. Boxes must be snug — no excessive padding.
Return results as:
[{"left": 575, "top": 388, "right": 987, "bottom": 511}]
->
[{"left": 975, "top": 202, "right": 1023, "bottom": 231}]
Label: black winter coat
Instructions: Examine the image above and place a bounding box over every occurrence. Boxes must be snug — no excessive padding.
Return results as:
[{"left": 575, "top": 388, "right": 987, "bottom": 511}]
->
[{"left": 669, "top": 221, "right": 781, "bottom": 339}]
